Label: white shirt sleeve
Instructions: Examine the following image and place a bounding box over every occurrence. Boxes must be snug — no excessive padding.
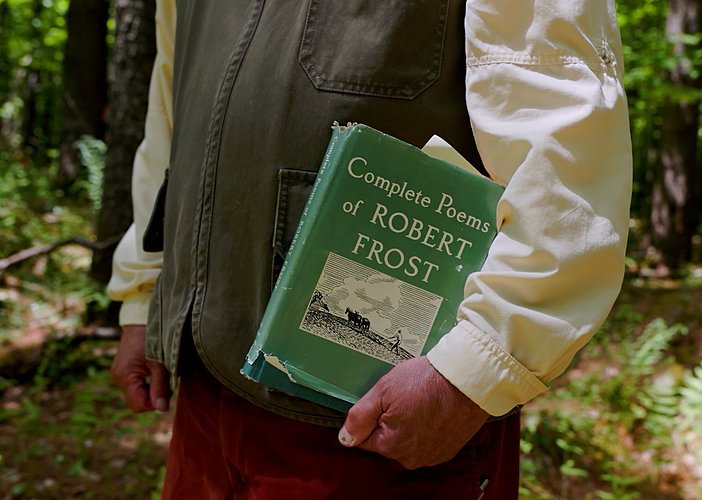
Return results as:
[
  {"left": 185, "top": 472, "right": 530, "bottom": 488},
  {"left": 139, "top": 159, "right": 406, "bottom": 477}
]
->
[
  {"left": 106, "top": 0, "right": 176, "bottom": 326},
  {"left": 428, "top": 0, "right": 632, "bottom": 416}
]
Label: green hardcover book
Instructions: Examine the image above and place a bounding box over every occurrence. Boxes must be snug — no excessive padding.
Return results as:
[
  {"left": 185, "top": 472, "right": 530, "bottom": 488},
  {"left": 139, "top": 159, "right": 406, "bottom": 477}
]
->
[{"left": 241, "top": 123, "right": 504, "bottom": 413}]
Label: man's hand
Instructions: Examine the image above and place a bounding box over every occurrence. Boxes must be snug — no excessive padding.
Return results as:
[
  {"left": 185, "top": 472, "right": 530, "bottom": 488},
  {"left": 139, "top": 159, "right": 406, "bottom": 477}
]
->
[
  {"left": 338, "top": 356, "right": 488, "bottom": 469},
  {"left": 110, "top": 325, "right": 171, "bottom": 413}
]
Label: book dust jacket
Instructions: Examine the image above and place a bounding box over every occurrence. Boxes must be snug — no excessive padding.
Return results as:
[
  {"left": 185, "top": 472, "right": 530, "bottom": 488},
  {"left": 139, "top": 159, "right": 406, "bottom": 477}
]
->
[{"left": 242, "top": 123, "right": 504, "bottom": 411}]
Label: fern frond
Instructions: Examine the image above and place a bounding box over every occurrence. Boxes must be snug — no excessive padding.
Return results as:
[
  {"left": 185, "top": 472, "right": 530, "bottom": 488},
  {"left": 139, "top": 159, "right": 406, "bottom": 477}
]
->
[
  {"left": 680, "top": 362, "right": 702, "bottom": 433},
  {"left": 628, "top": 319, "right": 687, "bottom": 377}
]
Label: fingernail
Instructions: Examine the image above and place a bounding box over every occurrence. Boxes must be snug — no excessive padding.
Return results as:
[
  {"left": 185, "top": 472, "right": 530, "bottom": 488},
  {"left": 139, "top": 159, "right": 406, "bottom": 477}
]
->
[
  {"left": 338, "top": 427, "right": 355, "bottom": 446},
  {"left": 155, "top": 398, "right": 168, "bottom": 411}
]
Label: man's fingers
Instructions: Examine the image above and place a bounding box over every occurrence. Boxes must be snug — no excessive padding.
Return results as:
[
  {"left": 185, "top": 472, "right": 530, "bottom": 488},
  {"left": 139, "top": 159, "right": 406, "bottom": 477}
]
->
[
  {"left": 148, "top": 361, "right": 171, "bottom": 411},
  {"left": 122, "top": 374, "right": 154, "bottom": 413},
  {"left": 110, "top": 325, "right": 171, "bottom": 414},
  {"left": 337, "top": 357, "right": 490, "bottom": 468},
  {"left": 339, "top": 387, "right": 383, "bottom": 447}
]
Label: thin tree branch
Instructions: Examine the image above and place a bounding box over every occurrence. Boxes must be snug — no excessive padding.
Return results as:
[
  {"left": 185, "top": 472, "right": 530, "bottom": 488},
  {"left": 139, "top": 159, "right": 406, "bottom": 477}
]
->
[{"left": 0, "top": 234, "right": 123, "bottom": 272}]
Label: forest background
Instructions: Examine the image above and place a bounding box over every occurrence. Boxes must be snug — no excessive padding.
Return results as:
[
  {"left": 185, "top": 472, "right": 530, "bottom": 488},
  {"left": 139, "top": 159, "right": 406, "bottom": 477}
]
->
[{"left": 0, "top": 0, "right": 700, "bottom": 498}]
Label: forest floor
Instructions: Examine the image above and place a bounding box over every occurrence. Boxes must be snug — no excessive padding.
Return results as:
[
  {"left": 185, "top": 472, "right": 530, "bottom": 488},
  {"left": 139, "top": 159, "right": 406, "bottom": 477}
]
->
[
  {"left": 519, "top": 274, "right": 702, "bottom": 499},
  {"left": 0, "top": 245, "right": 701, "bottom": 498}
]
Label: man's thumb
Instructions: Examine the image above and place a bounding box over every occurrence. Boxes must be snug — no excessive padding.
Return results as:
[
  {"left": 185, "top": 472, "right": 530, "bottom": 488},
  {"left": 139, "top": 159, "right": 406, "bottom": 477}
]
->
[{"left": 338, "top": 389, "right": 382, "bottom": 447}]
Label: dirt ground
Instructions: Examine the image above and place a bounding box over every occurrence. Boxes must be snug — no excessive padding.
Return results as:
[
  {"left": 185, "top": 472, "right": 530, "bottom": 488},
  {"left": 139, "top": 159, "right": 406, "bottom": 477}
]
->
[{"left": 0, "top": 343, "right": 173, "bottom": 499}]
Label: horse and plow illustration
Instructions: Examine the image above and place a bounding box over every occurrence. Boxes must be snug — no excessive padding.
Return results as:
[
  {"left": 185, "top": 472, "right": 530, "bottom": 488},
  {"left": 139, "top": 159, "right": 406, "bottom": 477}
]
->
[{"left": 300, "top": 253, "right": 443, "bottom": 365}]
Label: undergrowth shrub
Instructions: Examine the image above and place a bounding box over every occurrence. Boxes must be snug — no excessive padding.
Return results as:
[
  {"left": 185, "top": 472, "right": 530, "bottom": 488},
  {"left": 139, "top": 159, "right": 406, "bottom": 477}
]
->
[{"left": 520, "top": 318, "right": 700, "bottom": 499}]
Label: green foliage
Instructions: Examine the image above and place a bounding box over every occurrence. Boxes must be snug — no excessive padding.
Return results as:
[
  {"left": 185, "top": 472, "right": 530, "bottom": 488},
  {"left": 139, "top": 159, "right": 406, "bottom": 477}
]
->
[
  {"left": 0, "top": 148, "right": 79, "bottom": 255},
  {"left": 0, "top": 350, "right": 168, "bottom": 498},
  {"left": 0, "top": 0, "right": 70, "bottom": 153},
  {"left": 0, "top": 253, "right": 103, "bottom": 346},
  {"left": 616, "top": 0, "right": 702, "bottom": 223},
  {"left": 74, "top": 135, "right": 107, "bottom": 211},
  {"left": 680, "top": 361, "right": 702, "bottom": 434},
  {"left": 628, "top": 318, "right": 687, "bottom": 377},
  {"left": 594, "top": 303, "right": 644, "bottom": 344},
  {"left": 617, "top": 0, "right": 666, "bottom": 217},
  {"left": 521, "top": 317, "right": 700, "bottom": 498},
  {"left": 34, "top": 336, "right": 112, "bottom": 388},
  {"left": 0, "top": 142, "right": 102, "bottom": 345}
]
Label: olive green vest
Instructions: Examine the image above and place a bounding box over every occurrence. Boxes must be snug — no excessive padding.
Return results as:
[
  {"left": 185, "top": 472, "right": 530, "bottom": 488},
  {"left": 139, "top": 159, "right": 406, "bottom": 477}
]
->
[{"left": 146, "top": 0, "right": 483, "bottom": 426}]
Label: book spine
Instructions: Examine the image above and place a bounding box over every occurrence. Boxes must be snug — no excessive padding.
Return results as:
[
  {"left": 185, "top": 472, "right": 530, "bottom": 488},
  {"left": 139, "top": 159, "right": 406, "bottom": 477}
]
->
[{"left": 243, "top": 125, "right": 349, "bottom": 370}]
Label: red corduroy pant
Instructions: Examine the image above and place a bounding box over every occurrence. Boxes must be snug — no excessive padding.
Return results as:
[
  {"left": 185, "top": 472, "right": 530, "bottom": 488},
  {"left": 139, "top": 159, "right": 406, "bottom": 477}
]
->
[{"left": 162, "top": 355, "right": 520, "bottom": 499}]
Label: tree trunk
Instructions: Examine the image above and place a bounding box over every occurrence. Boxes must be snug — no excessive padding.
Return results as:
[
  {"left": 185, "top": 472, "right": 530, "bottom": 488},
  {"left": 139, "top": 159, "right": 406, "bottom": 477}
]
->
[
  {"left": 90, "top": 0, "right": 156, "bottom": 288},
  {"left": 650, "top": 0, "right": 701, "bottom": 273},
  {"left": 20, "top": 0, "right": 44, "bottom": 157},
  {"left": 58, "top": 0, "right": 109, "bottom": 184}
]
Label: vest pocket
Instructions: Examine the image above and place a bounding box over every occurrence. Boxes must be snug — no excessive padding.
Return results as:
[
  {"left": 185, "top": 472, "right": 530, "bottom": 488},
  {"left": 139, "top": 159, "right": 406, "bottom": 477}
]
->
[
  {"left": 271, "top": 168, "right": 318, "bottom": 289},
  {"left": 299, "top": 0, "right": 449, "bottom": 99}
]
